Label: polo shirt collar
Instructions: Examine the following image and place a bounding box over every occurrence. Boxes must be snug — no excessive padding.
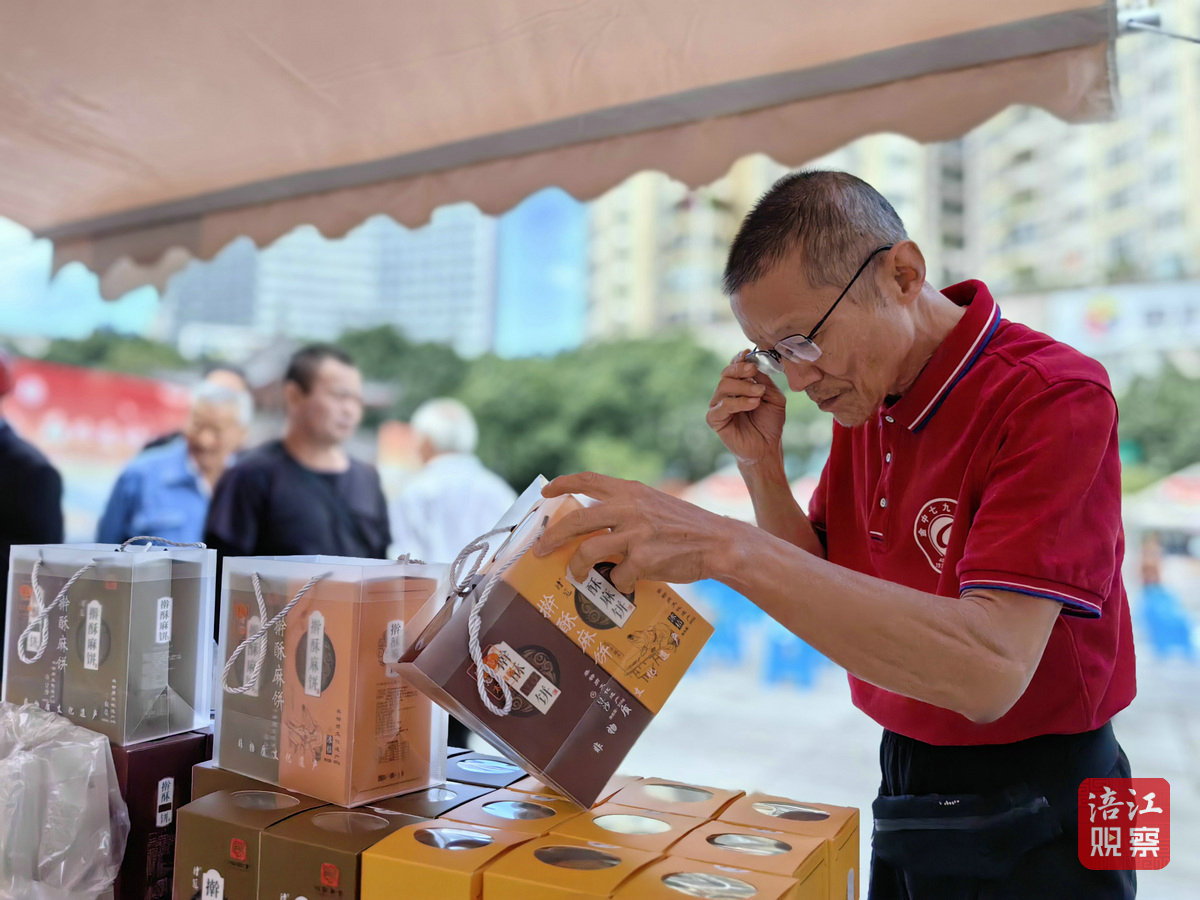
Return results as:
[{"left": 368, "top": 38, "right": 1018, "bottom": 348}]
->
[{"left": 887, "top": 279, "right": 1001, "bottom": 433}]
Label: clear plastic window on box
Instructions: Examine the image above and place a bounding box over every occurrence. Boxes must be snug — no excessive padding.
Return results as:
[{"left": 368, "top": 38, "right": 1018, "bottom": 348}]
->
[
  {"left": 214, "top": 555, "right": 448, "bottom": 807},
  {"left": 3, "top": 543, "right": 216, "bottom": 746}
]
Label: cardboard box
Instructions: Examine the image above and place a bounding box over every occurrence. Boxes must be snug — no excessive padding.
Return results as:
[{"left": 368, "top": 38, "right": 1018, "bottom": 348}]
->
[
  {"left": 608, "top": 778, "right": 743, "bottom": 821},
  {"left": 369, "top": 780, "right": 494, "bottom": 818},
  {"left": 4, "top": 544, "right": 215, "bottom": 745},
  {"left": 668, "top": 820, "right": 827, "bottom": 896},
  {"left": 720, "top": 795, "right": 859, "bottom": 900},
  {"left": 614, "top": 856, "right": 802, "bottom": 900},
  {"left": 110, "top": 729, "right": 211, "bottom": 900},
  {"left": 444, "top": 752, "right": 528, "bottom": 789},
  {"left": 549, "top": 802, "right": 702, "bottom": 852},
  {"left": 440, "top": 788, "right": 584, "bottom": 836},
  {"left": 361, "top": 821, "right": 531, "bottom": 900},
  {"left": 258, "top": 807, "right": 425, "bottom": 900},
  {"left": 399, "top": 491, "right": 711, "bottom": 807},
  {"left": 483, "top": 834, "right": 660, "bottom": 900},
  {"left": 215, "top": 556, "right": 447, "bottom": 806},
  {"left": 510, "top": 773, "right": 641, "bottom": 806},
  {"left": 172, "top": 789, "right": 323, "bottom": 900},
  {"left": 191, "top": 759, "right": 321, "bottom": 804}
]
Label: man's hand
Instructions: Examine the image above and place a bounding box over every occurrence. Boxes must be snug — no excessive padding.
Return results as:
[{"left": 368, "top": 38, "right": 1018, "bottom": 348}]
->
[
  {"left": 532, "top": 471, "right": 744, "bottom": 593},
  {"left": 706, "top": 352, "right": 787, "bottom": 467}
]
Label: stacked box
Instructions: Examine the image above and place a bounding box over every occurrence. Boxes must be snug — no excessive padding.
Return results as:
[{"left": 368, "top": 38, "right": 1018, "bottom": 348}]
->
[
  {"left": 258, "top": 807, "right": 426, "bottom": 900},
  {"left": 444, "top": 751, "right": 528, "bottom": 788},
  {"left": 720, "top": 794, "right": 859, "bottom": 900},
  {"left": 370, "top": 781, "right": 495, "bottom": 818},
  {"left": 172, "top": 789, "right": 324, "bottom": 900},
  {"left": 361, "top": 821, "right": 531, "bottom": 900},
  {"left": 191, "top": 759, "right": 320, "bottom": 804},
  {"left": 614, "top": 857, "right": 803, "bottom": 899},
  {"left": 4, "top": 544, "right": 215, "bottom": 745},
  {"left": 510, "top": 773, "right": 641, "bottom": 804},
  {"left": 110, "top": 729, "right": 212, "bottom": 900},
  {"left": 399, "top": 493, "right": 712, "bottom": 807},
  {"left": 440, "top": 788, "right": 584, "bottom": 836},
  {"left": 608, "top": 778, "right": 743, "bottom": 820},
  {"left": 668, "top": 821, "right": 828, "bottom": 898},
  {"left": 549, "top": 802, "right": 703, "bottom": 852},
  {"left": 483, "top": 835, "right": 660, "bottom": 900},
  {"left": 215, "top": 555, "right": 447, "bottom": 806}
]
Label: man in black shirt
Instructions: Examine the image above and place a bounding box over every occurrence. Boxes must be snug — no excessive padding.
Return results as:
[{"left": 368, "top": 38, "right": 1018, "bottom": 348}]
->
[{"left": 204, "top": 344, "right": 390, "bottom": 564}]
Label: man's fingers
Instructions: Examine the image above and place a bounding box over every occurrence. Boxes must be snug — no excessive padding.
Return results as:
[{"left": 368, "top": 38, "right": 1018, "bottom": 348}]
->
[
  {"left": 541, "top": 470, "right": 618, "bottom": 500},
  {"left": 533, "top": 502, "right": 615, "bottom": 556},
  {"left": 566, "top": 531, "right": 627, "bottom": 581}
]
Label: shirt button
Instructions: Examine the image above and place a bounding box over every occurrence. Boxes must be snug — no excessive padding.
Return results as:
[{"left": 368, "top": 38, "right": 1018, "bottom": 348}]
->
[
  {"left": 885, "top": 452, "right": 892, "bottom": 463},
  {"left": 879, "top": 498, "right": 888, "bottom": 508},
  {"left": 885, "top": 416, "right": 895, "bottom": 424}
]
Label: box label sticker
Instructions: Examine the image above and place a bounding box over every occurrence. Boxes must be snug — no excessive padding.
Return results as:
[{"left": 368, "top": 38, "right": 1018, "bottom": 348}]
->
[
  {"left": 568, "top": 567, "right": 635, "bottom": 627},
  {"left": 156, "top": 776, "right": 174, "bottom": 827},
  {"left": 243, "top": 615, "right": 264, "bottom": 698},
  {"left": 305, "top": 612, "right": 326, "bottom": 697},
  {"left": 155, "top": 596, "right": 172, "bottom": 644},
  {"left": 489, "top": 641, "right": 561, "bottom": 714},
  {"left": 83, "top": 600, "right": 102, "bottom": 670},
  {"left": 382, "top": 619, "right": 405, "bottom": 664},
  {"left": 201, "top": 868, "right": 224, "bottom": 898}
]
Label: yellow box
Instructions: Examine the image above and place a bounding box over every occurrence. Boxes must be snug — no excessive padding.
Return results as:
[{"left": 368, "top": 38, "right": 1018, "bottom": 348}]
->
[
  {"left": 215, "top": 556, "right": 447, "bottom": 806},
  {"left": 482, "top": 834, "right": 660, "bottom": 900},
  {"left": 720, "top": 795, "right": 859, "bottom": 900},
  {"left": 667, "top": 820, "right": 827, "bottom": 897},
  {"left": 614, "top": 856, "right": 801, "bottom": 900},
  {"left": 440, "top": 788, "right": 584, "bottom": 835},
  {"left": 608, "top": 778, "right": 744, "bottom": 821},
  {"left": 511, "top": 773, "right": 641, "bottom": 806},
  {"left": 361, "top": 821, "right": 530, "bottom": 900},
  {"left": 549, "top": 801, "right": 702, "bottom": 852}
]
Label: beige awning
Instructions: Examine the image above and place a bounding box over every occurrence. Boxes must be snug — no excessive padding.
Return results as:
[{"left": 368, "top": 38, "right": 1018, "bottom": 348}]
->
[{"left": 0, "top": 0, "right": 1116, "bottom": 297}]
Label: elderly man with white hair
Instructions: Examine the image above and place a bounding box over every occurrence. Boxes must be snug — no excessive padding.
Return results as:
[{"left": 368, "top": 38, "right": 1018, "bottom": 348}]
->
[
  {"left": 97, "top": 379, "right": 253, "bottom": 545},
  {"left": 389, "top": 397, "right": 516, "bottom": 565}
]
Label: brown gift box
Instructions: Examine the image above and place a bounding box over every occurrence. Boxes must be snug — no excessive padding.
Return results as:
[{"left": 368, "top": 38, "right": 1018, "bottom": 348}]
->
[
  {"left": 549, "top": 802, "right": 703, "bottom": 852},
  {"left": 510, "top": 773, "right": 641, "bottom": 806},
  {"left": 614, "top": 856, "right": 802, "bottom": 899},
  {"left": 399, "top": 491, "right": 711, "bottom": 808},
  {"left": 369, "top": 780, "right": 495, "bottom": 818},
  {"left": 440, "top": 787, "right": 584, "bottom": 835},
  {"left": 172, "top": 789, "right": 323, "bottom": 900},
  {"left": 608, "top": 778, "right": 744, "bottom": 820},
  {"left": 482, "top": 835, "right": 660, "bottom": 900},
  {"left": 444, "top": 752, "right": 528, "bottom": 788},
  {"left": 191, "top": 759, "right": 320, "bottom": 803},
  {"left": 667, "top": 820, "right": 828, "bottom": 897},
  {"left": 720, "top": 794, "right": 859, "bottom": 900},
  {"left": 109, "top": 729, "right": 211, "bottom": 900},
  {"left": 360, "top": 821, "right": 531, "bottom": 900},
  {"left": 258, "top": 807, "right": 425, "bottom": 900}
]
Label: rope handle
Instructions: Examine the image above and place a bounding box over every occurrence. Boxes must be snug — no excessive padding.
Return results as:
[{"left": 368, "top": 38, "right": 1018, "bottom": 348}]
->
[
  {"left": 16, "top": 536, "right": 206, "bottom": 664},
  {"left": 452, "top": 514, "right": 549, "bottom": 718},
  {"left": 221, "top": 570, "right": 329, "bottom": 695}
]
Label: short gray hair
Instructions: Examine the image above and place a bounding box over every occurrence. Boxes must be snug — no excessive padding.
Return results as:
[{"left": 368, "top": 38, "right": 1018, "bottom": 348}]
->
[
  {"left": 723, "top": 170, "right": 908, "bottom": 297},
  {"left": 410, "top": 398, "right": 478, "bottom": 454},
  {"left": 192, "top": 381, "right": 253, "bottom": 426}
]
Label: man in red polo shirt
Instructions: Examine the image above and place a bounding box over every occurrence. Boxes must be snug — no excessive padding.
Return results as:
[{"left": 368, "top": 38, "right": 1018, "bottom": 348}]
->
[{"left": 534, "top": 171, "right": 1136, "bottom": 898}]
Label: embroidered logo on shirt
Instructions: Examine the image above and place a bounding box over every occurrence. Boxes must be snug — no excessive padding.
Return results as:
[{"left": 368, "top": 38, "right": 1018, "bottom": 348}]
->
[{"left": 914, "top": 498, "right": 956, "bottom": 573}]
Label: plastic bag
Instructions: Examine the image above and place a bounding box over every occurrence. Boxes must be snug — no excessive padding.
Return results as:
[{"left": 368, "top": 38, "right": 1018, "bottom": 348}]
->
[{"left": 0, "top": 701, "right": 129, "bottom": 900}]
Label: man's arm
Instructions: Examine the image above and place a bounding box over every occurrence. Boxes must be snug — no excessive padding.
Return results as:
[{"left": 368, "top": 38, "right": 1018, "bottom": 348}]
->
[
  {"left": 96, "top": 468, "right": 135, "bottom": 544},
  {"left": 535, "top": 472, "right": 1058, "bottom": 724},
  {"left": 707, "top": 355, "right": 824, "bottom": 557}
]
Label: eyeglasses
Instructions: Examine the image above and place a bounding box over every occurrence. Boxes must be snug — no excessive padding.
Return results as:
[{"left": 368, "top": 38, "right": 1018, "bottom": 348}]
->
[{"left": 745, "top": 244, "right": 894, "bottom": 373}]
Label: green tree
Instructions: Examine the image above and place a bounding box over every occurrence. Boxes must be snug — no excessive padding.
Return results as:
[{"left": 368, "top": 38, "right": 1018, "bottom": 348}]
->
[
  {"left": 1117, "top": 362, "right": 1200, "bottom": 482},
  {"left": 40, "top": 330, "right": 188, "bottom": 376},
  {"left": 337, "top": 325, "right": 466, "bottom": 422}
]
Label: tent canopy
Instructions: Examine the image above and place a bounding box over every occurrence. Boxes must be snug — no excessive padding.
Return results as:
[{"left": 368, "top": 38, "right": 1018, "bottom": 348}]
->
[{"left": 0, "top": 0, "right": 1116, "bottom": 297}]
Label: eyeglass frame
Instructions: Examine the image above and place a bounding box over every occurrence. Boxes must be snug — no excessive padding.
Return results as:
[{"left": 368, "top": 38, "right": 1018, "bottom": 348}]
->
[{"left": 745, "top": 243, "right": 894, "bottom": 372}]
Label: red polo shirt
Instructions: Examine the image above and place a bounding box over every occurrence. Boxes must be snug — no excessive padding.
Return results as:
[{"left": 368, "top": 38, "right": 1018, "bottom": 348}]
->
[{"left": 808, "top": 280, "right": 1136, "bottom": 746}]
